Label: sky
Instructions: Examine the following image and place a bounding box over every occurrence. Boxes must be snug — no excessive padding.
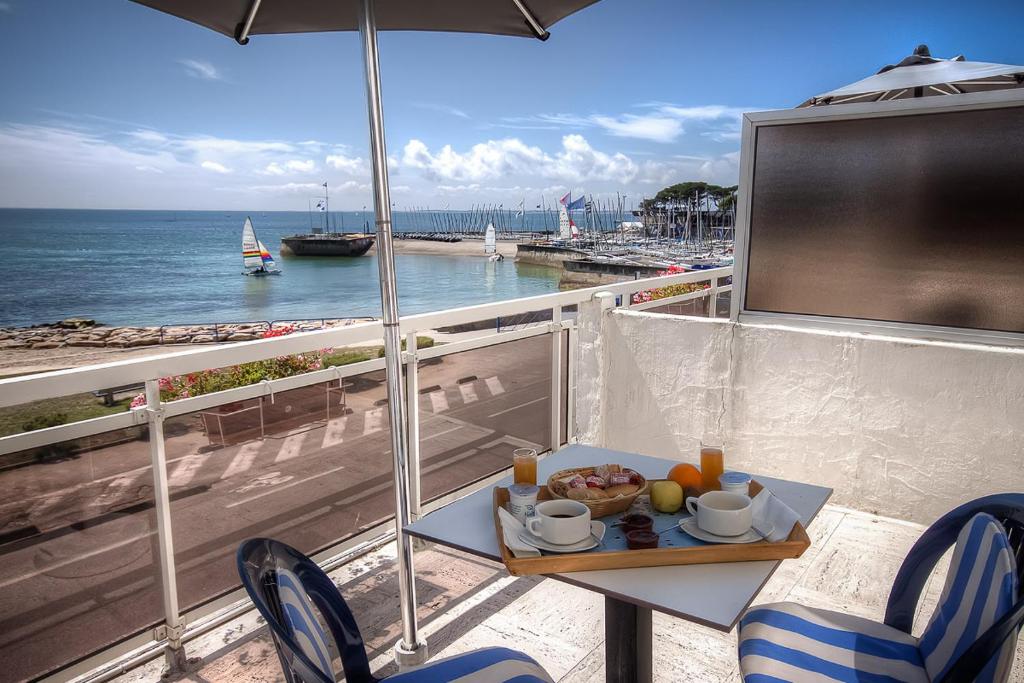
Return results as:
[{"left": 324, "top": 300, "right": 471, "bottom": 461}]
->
[{"left": 1, "top": 0, "right": 1023, "bottom": 210}]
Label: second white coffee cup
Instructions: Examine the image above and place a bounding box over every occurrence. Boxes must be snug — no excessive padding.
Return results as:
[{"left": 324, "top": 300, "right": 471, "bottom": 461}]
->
[
  {"left": 527, "top": 499, "right": 592, "bottom": 545},
  {"left": 685, "top": 490, "right": 752, "bottom": 537}
]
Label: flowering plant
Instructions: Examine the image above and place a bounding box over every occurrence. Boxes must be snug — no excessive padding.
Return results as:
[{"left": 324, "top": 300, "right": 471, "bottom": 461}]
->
[
  {"left": 131, "top": 324, "right": 330, "bottom": 407},
  {"left": 630, "top": 264, "right": 710, "bottom": 305}
]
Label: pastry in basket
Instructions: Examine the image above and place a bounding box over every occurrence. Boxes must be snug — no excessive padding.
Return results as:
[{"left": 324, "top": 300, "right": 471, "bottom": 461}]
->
[{"left": 548, "top": 464, "right": 648, "bottom": 516}]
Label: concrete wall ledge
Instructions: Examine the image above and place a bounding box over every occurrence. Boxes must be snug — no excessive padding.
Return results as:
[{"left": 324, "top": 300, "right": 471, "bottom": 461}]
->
[{"left": 594, "top": 309, "right": 1024, "bottom": 524}]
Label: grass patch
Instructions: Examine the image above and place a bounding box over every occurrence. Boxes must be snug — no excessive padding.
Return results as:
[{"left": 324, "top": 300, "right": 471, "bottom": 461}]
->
[
  {"left": 0, "top": 394, "right": 132, "bottom": 438},
  {"left": 323, "top": 336, "right": 435, "bottom": 368}
]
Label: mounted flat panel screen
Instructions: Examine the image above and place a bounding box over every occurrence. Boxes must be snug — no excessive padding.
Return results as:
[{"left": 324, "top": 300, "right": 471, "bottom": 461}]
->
[{"left": 744, "top": 104, "right": 1024, "bottom": 334}]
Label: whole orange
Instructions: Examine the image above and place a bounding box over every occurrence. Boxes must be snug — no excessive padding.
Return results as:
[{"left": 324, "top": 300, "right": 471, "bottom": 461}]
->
[{"left": 667, "top": 463, "right": 702, "bottom": 491}]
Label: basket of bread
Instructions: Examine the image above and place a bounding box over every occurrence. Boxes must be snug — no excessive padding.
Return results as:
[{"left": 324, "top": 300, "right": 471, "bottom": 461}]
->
[{"left": 546, "top": 464, "right": 648, "bottom": 517}]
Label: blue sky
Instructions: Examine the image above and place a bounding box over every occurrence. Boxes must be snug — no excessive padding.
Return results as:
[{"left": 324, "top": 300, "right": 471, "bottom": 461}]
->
[{"left": 1, "top": 0, "right": 1023, "bottom": 210}]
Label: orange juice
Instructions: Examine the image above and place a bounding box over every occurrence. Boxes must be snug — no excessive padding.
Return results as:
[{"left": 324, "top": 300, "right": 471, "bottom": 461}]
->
[
  {"left": 513, "top": 448, "right": 538, "bottom": 485},
  {"left": 700, "top": 446, "right": 724, "bottom": 491}
]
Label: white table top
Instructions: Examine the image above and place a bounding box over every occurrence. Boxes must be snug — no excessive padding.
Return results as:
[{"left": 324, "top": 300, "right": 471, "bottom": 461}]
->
[{"left": 405, "top": 444, "right": 833, "bottom": 631}]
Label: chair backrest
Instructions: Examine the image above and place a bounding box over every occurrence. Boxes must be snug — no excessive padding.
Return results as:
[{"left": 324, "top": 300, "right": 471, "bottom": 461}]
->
[
  {"left": 237, "top": 538, "right": 375, "bottom": 683},
  {"left": 917, "top": 513, "right": 1018, "bottom": 682}
]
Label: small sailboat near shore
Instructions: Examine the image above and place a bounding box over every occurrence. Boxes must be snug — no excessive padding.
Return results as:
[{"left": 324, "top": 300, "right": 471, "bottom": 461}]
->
[{"left": 242, "top": 217, "right": 281, "bottom": 276}]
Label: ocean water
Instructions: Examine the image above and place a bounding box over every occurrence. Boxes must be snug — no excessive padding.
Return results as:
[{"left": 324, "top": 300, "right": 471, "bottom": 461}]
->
[{"left": 0, "top": 209, "right": 570, "bottom": 328}]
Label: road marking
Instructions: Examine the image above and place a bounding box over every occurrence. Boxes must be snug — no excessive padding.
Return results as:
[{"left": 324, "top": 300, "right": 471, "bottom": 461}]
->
[
  {"left": 485, "top": 376, "right": 505, "bottom": 396},
  {"left": 92, "top": 472, "right": 142, "bottom": 507},
  {"left": 222, "top": 441, "right": 262, "bottom": 479},
  {"left": 276, "top": 431, "right": 307, "bottom": 463},
  {"left": 487, "top": 395, "right": 547, "bottom": 418},
  {"left": 458, "top": 383, "right": 479, "bottom": 404},
  {"left": 363, "top": 408, "right": 384, "bottom": 435},
  {"left": 168, "top": 454, "right": 205, "bottom": 487},
  {"left": 322, "top": 417, "right": 347, "bottom": 449},
  {"left": 228, "top": 444, "right": 481, "bottom": 510},
  {"left": 0, "top": 530, "right": 155, "bottom": 589},
  {"left": 428, "top": 390, "right": 449, "bottom": 413}
]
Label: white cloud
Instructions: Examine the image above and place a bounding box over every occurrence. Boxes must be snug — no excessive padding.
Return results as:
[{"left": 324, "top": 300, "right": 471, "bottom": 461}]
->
[
  {"left": 497, "top": 104, "right": 751, "bottom": 144},
  {"left": 201, "top": 160, "right": 231, "bottom": 174},
  {"left": 135, "top": 165, "right": 164, "bottom": 174},
  {"left": 402, "top": 134, "right": 638, "bottom": 185},
  {"left": 179, "top": 59, "right": 222, "bottom": 81},
  {"left": 261, "top": 162, "right": 286, "bottom": 176},
  {"left": 414, "top": 102, "right": 470, "bottom": 119},
  {"left": 325, "top": 152, "right": 363, "bottom": 173},
  {"left": 589, "top": 114, "right": 683, "bottom": 143}
]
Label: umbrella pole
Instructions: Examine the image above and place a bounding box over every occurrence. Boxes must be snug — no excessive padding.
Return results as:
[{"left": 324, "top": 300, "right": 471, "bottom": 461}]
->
[{"left": 357, "top": 0, "right": 428, "bottom": 667}]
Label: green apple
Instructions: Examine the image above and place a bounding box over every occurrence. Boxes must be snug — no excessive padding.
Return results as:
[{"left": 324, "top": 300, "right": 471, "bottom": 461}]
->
[{"left": 650, "top": 480, "right": 684, "bottom": 513}]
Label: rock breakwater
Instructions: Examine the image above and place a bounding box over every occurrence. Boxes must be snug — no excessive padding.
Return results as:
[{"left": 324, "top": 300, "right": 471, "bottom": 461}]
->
[{"left": 0, "top": 317, "right": 376, "bottom": 351}]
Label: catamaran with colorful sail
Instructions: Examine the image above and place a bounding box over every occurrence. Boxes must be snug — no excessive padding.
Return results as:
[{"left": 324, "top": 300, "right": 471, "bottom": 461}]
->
[{"left": 242, "top": 217, "right": 281, "bottom": 276}]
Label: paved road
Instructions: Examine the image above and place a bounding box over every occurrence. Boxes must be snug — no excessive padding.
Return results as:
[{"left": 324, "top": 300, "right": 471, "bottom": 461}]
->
[{"left": 0, "top": 334, "right": 560, "bottom": 682}]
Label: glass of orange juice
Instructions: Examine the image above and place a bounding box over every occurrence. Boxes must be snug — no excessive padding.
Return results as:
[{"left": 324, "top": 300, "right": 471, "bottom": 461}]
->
[
  {"left": 700, "top": 445, "right": 724, "bottom": 491},
  {"left": 512, "top": 448, "right": 538, "bottom": 485}
]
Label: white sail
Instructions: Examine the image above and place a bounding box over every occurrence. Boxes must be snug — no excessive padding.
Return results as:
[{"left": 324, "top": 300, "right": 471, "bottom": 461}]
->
[
  {"left": 242, "top": 217, "right": 263, "bottom": 270},
  {"left": 484, "top": 223, "right": 496, "bottom": 254},
  {"left": 558, "top": 206, "right": 571, "bottom": 240}
]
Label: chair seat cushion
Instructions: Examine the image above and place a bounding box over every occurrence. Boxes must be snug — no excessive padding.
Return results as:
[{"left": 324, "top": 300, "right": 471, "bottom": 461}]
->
[
  {"left": 386, "top": 647, "right": 553, "bottom": 683},
  {"left": 739, "top": 602, "right": 928, "bottom": 683}
]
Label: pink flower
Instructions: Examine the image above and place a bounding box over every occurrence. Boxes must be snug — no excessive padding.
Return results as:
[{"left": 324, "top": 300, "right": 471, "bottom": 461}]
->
[{"left": 130, "top": 393, "right": 147, "bottom": 409}]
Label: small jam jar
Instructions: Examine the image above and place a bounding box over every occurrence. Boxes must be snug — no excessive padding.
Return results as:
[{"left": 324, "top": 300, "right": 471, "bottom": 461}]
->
[
  {"left": 719, "top": 471, "right": 752, "bottom": 495},
  {"left": 625, "top": 530, "right": 659, "bottom": 549},
  {"left": 619, "top": 514, "right": 654, "bottom": 533}
]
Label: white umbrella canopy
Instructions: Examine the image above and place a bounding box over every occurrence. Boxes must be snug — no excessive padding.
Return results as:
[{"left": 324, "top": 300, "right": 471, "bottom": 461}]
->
[
  {"left": 801, "top": 44, "right": 1024, "bottom": 107},
  {"left": 129, "top": 0, "right": 603, "bottom": 668}
]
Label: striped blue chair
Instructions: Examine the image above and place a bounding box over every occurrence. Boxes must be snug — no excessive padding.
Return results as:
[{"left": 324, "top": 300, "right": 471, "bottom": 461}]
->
[
  {"left": 738, "top": 494, "right": 1024, "bottom": 682},
  {"left": 237, "top": 538, "right": 553, "bottom": 683}
]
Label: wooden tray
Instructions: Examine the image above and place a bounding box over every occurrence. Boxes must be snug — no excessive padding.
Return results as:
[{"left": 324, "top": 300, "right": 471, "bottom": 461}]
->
[{"left": 492, "top": 480, "right": 810, "bottom": 576}]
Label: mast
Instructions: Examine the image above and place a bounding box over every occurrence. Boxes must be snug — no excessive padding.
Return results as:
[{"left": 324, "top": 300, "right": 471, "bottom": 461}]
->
[{"left": 323, "top": 181, "right": 330, "bottom": 233}]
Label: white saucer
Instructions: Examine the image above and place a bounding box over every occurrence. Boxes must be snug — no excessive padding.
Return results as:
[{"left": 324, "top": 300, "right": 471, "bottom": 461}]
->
[
  {"left": 518, "top": 521, "right": 606, "bottom": 553},
  {"left": 678, "top": 518, "right": 773, "bottom": 544}
]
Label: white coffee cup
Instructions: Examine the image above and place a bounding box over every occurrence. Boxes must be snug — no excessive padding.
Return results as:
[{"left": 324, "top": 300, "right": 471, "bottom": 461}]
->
[
  {"left": 527, "top": 499, "right": 592, "bottom": 545},
  {"left": 685, "top": 491, "right": 752, "bottom": 537}
]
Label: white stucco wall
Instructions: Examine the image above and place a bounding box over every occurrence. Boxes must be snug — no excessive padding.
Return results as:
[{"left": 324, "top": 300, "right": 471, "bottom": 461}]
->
[{"left": 591, "top": 309, "right": 1024, "bottom": 524}]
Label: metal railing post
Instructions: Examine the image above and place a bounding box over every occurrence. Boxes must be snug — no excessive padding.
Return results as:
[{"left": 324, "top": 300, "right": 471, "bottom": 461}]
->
[
  {"left": 550, "top": 305, "right": 563, "bottom": 451},
  {"left": 144, "top": 380, "right": 187, "bottom": 673},
  {"left": 405, "top": 332, "right": 421, "bottom": 519},
  {"left": 709, "top": 277, "right": 720, "bottom": 318}
]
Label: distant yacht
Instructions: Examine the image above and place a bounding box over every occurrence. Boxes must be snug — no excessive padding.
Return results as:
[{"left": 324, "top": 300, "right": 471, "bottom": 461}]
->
[{"left": 242, "top": 217, "right": 281, "bottom": 276}]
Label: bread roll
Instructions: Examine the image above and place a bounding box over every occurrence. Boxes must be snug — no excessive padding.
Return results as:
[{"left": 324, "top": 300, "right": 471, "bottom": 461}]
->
[
  {"left": 604, "top": 483, "right": 640, "bottom": 498},
  {"left": 567, "top": 487, "right": 610, "bottom": 500}
]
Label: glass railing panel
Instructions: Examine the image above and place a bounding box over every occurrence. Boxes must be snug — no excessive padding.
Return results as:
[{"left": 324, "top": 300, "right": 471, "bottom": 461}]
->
[
  {"left": 163, "top": 368, "right": 394, "bottom": 614},
  {"left": 418, "top": 333, "right": 554, "bottom": 502},
  {"left": 0, "top": 425, "right": 162, "bottom": 683}
]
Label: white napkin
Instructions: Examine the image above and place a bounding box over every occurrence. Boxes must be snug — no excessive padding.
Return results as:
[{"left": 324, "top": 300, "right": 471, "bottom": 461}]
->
[
  {"left": 750, "top": 489, "right": 801, "bottom": 542},
  {"left": 497, "top": 506, "right": 541, "bottom": 558}
]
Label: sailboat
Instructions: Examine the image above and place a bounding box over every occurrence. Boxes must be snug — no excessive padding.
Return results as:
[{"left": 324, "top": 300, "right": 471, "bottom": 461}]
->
[
  {"left": 242, "top": 217, "right": 281, "bottom": 276},
  {"left": 483, "top": 222, "right": 503, "bottom": 261}
]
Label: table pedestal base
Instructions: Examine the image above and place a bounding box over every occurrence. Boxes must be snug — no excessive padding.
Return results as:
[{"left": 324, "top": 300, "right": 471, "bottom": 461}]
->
[{"left": 605, "top": 596, "right": 652, "bottom": 683}]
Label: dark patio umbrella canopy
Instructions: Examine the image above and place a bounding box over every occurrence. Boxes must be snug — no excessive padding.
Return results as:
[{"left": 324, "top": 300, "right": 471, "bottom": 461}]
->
[{"left": 132, "top": 0, "right": 600, "bottom": 42}]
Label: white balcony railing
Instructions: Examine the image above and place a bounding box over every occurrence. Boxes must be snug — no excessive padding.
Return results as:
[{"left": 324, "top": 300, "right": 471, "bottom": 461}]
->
[{"left": 0, "top": 266, "right": 731, "bottom": 683}]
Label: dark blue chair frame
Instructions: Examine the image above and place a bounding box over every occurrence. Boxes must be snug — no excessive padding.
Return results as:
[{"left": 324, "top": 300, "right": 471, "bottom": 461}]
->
[
  {"left": 237, "top": 538, "right": 377, "bottom": 683},
  {"left": 883, "top": 494, "right": 1024, "bottom": 683}
]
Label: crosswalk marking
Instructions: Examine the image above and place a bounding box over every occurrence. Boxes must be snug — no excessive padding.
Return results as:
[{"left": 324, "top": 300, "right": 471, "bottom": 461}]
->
[
  {"left": 428, "top": 390, "right": 449, "bottom": 413},
  {"left": 322, "top": 417, "right": 347, "bottom": 449},
  {"left": 363, "top": 408, "right": 384, "bottom": 435},
  {"left": 168, "top": 454, "right": 205, "bottom": 487},
  {"left": 458, "top": 383, "right": 479, "bottom": 404},
  {"left": 485, "top": 376, "right": 505, "bottom": 396},
  {"left": 275, "top": 432, "right": 308, "bottom": 463},
  {"left": 93, "top": 472, "right": 141, "bottom": 506},
  {"left": 222, "top": 441, "right": 262, "bottom": 479}
]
